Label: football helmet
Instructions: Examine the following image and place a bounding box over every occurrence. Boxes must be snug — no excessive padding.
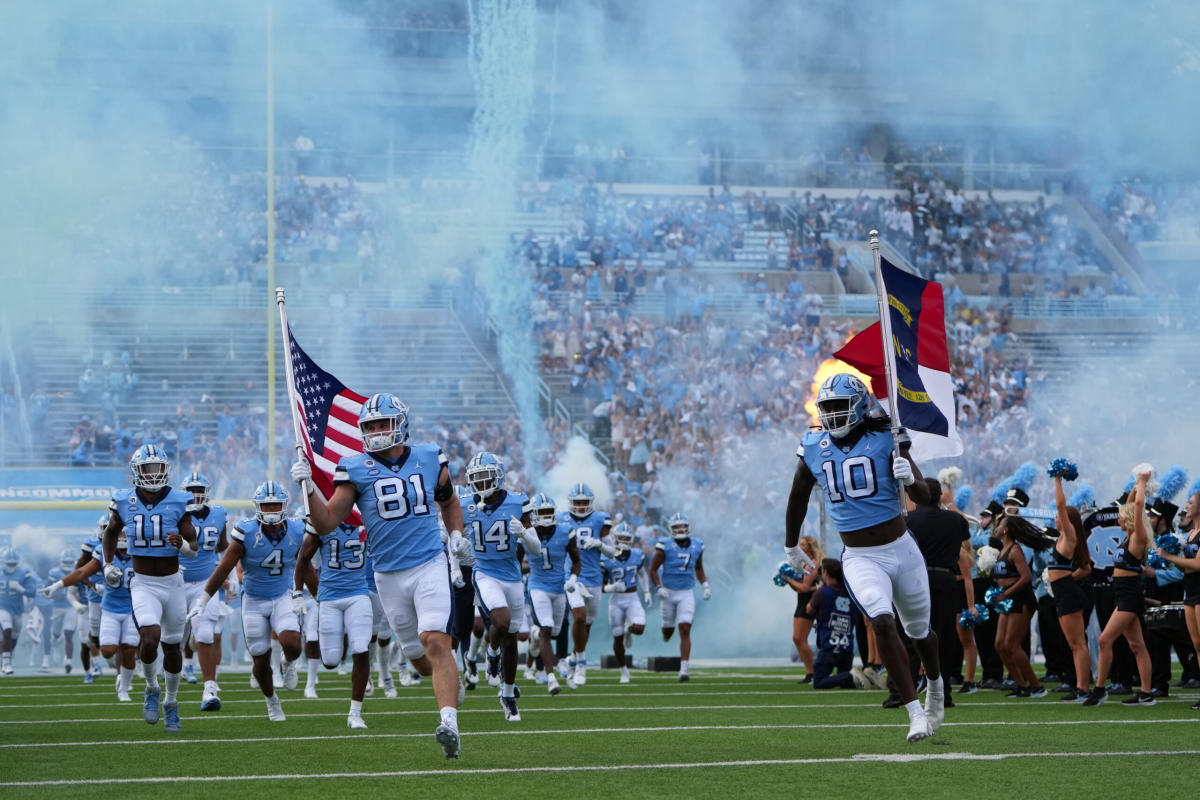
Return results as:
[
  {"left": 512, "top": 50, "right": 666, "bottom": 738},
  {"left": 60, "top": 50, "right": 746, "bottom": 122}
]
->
[
  {"left": 567, "top": 483, "right": 594, "bottom": 517},
  {"left": 59, "top": 549, "right": 75, "bottom": 571},
  {"left": 816, "top": 373, "right": 871, "bottom": 439},
  {"left": 182, "top": 471, "right": 211, "bottom": 513},
  {"left": 0, "top": 546, "right": 18, "bottom": 573},
  {"left": 528, "top": 492, "right": 557, "bottom": 529},
  {"left": 668, "top": 512, "right": 690, "bottom": 541},
  {"left": 96, "top": 513, "right": 109, "bottom": 532},
  {"left": 466, "top": 452, "right": 505, "bottom": 499},
  {"left": 612, "top": 522, "right": 635, "bottom": 553},
  {"left": 253, "top": 481, "right": 290, "bottom": 526},
  {"left": 129, "top": 444, "right": 171, "bottom": 490},
  {"left": 358, "top": 393, "right": 410, "bottom": 452}
]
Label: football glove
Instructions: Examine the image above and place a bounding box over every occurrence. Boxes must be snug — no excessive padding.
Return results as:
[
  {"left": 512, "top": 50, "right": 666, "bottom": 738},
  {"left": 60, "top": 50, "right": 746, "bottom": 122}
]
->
[
  {"left": 892, "top": 455, "right": 915, "bottom": 486},
  {"left": 103, "top": 563, "right": 123, "bottom": 588},
  {"left": 290, "top": 458, "right": 313, "bottom": 489},
  {"left": 580, "top": 537, "right": 603, "bottom": 551},
  {"left": 603, "top": 580, "right": 627, "bottom": 594},
  {"left": 702, "top": 582, "right": 712, "bottom": 601},
  {"left": 657, "top": 585, "right": 670, "bottom": 600},
  {"left": 187, "top": 592, "right": 211, "bottom": 622},
  {"left": 447, "top": 530, "right": 471, "bottom": 559},
  {"left": 291, "top": 590, "right": 306, "bottom": 617},
  {"left": 38, "top": 580, "right": 64, "bottom": 599}
]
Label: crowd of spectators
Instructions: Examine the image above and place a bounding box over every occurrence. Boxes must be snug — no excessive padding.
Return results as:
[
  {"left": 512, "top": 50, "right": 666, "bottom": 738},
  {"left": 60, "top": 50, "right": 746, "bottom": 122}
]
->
[{"left": 1098, "top": 177, "right": 1200, "bottom": 244}]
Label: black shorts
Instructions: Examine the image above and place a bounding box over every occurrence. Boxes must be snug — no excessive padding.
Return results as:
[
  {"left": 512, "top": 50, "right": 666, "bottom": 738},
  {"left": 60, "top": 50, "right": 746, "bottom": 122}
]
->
[
  {"left": 1112, "top": 575, "right": 1145, "bottom": 615},
  {"left": 795, "top": 591, "right": 815, "bottom": 620},
  {"left": 1000, "top": 584, "right": 1037, "bottom": 615},
  {"left": 1183, "top": 573, "right": 1200, "bottom": 607},
  {"left": 1051, "top": 574, "right": 1087, "bottom": 616}
]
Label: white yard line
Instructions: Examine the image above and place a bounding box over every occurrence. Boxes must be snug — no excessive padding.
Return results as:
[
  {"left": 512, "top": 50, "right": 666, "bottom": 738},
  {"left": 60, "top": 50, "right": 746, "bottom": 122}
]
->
[{"left": 4, "top": 749, "right": 1200, "bottom": 786}]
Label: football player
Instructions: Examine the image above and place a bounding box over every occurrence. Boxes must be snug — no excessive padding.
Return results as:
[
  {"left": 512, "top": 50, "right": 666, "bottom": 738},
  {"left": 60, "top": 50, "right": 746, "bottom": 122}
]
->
[
  {"left": 102, "top": 444, "right": 199, "bottom": 732},
  {"left": 602, "top": 522, "right": 651, "bottom": 684},
  {"left": 40, "top": 532, "right": 139, "bottom": 701},
  {"left": 292, "top": 393, "right": 468, "bottom": 758},
  {"left": 179, "top": 472, "right": 231, "bottom": 711},
  {"left": 451, "top": 487, "right": 481, "bottom": 691},
  {"left": 0, "top": 547, "right": 37, "bottom": 675},
  {"left": 461, "top": 452, "right": 539, "bottom": 722},
  {"left": 649, "top": 512, "right": 709, "bottom": 682},
  {"left": 294, "top": 521, "right": 373, "bottom": 728},
  {"left": 45, "top": 550, "right": 80, "bottom": 673},
  {"left": 74, "top": 518, "right": 107, "bottom": 684},
  {"left": 560, "top": 482, "right": 615, "bottom": 686},
  {"left": 785, "top": 374, "right": 941, "bottom": 742},
  {"left": 189, "top": 481, "right": 312, "bottom": 721}
]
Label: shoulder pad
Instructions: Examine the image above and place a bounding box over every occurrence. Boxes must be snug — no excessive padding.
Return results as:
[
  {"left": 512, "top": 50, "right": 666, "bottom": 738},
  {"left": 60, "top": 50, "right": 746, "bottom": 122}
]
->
[{"left": 654, "top": 540, "right": 667, "bottom": 550}]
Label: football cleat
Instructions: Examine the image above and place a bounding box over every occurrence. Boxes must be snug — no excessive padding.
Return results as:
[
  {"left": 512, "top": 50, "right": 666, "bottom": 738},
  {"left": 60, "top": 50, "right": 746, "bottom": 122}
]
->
[
  {"left": 3, "top": 659, "right": 16, "bottom": 675},
  {"left": 282, "top": 660, "right": 298, "bottom": 691},
  {"left": 850, "top": 666, "right": 870, "bottom": 689},
  {"left": 558, "top": 659, "right": 570, "bottom": 679},
  {"left": 486, "top": 651, "right": 502, "bottom": 687},
  {"left": 435, "top": 724, "right": 461, "bottom": 759},
  {"left": 500, "top": 693, "right": 521, "bottom": 722},
  {"left": 143, "top": 687, "right": 161, "bottom": 725},
  {"left": 574, "top": 658, "right": 587, "bottom": 685},
  {"left": 163, "top": 702, "right": 181, "bottom": 733},
  {"left": 201, "top": 693, "right": 222, "bottom": 711},
  {"left": 347, "top": 713, "right": 368, "bottom": 730},
  {"left": 523, "top": 667, "right": 536, "bottom": 682},
  {"left": 924, "top": 686, "right": 945, "bottom": 732},
  {"left": 535, "top": 670, "right": 548, "bottom": 684},
  {"left": 117, "top": 687, "right": 132, "bottom": 703},
  {"left": 384, "top": 682, "right": 398, "bottom": 700},
  {"left": 183, "top": 665, "right": 198, "bottom": 684},
  {"left": 906, "top": 710, "right": 933, "bottom": 743},
  {"left": 619, "top": 667, "right": 631, "bottom": 684},
  {"left": 304, "top": 685, "right": 319, "bottom": 700},
  {"left": 958, "top": 681, "right": 977, "bottom": 695},
  {"left": 83, "top": 672, "right": 94, "bottom": 685},
  {"left": 678, "top": 672, "right": 690, "bottom": 683},
  {"left": 266, "top": 695, "right": 286, "bottom": 722},
  {"left": 465, "top": 659, "right": 479, "bottom": 689},
  {"left": 364, "top": 679, "right": 375, "bottom": 697},
  {"left": 547, "top": 674, "right": 561, "bottom": 695}
]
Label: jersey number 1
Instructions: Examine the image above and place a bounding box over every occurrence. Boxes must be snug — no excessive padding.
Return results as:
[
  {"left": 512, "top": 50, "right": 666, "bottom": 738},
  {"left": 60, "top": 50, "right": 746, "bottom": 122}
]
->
[{"left": 820, "top": 455, "right": 878, "bottom": 503}]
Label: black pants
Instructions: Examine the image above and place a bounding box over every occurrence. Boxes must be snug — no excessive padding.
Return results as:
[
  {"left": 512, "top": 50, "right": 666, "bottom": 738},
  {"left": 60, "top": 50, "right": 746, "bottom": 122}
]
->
[
  {"left": 556, "top": 613, "right": 570, "bottom": 660},
  {"left": 813, "top": 649, "right": 855, "bottom": 689},
  {"left": 1092, "top": 579, "right": 1134, "bottom": 686},
  {"left": 453, "top": 565, "right": 475, "bottom": 654},
  {"left": 1146, "top": 581, "right": 1200, "bottom": 690},
  {"left": 1037, "top": 593, "right": 1072, "bottom": 682},
  {"left": 855, "top": 613, "right": 870, "bottom": 666},
  {"left": 927, "top": 570, "right": 960, "bottom": 682},
  {"left": 973, "top": 576, "right": 1004, "bottom": 681}
]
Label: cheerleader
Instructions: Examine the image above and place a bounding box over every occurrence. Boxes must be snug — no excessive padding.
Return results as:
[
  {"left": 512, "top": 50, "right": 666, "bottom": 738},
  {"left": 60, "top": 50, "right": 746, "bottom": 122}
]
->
[
  {"left": 1051, "top": 473, "right": 1094, "bottom": 701},
  {"left": 1159, "top": 480, "right": 1200, "bottom": 710},
  {"left": 785, "top": 536, "right": 823, "bottom": 684},
  {"left": 993, "top": 512, "right": 1050, "bottom": 697},
  {"left": 1084, "top": 469, "right": 1155, "bottom": 706}
]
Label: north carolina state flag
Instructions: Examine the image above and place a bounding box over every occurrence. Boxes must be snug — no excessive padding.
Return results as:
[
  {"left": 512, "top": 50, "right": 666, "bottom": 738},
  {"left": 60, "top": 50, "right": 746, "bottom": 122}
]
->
[{"left": 835, "top": 256, "right": 962, "bottom": 461}]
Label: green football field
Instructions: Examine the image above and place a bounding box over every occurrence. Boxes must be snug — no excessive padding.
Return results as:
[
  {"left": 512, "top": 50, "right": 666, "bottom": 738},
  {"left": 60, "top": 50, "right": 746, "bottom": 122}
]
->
[{"left": 2, "top": 667, "right": 1197, "bottom": 799}]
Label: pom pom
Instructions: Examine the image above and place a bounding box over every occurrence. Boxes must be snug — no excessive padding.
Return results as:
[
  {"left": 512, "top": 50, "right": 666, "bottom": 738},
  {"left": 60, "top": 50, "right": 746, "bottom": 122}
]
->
[
  {"left": 1188, "top": 475, "right": 1200, "bottom": 501},
  {"left": 1131, "top": 463, "right": 1159, "bottom": 497},
  {"left": 994, "top": 597, "right": 1015, "bottom": 614},
  {"left": 1046, "top": 457, "right": 1079, "bottom": 481},
  {"left": 938, "top": 467, "right": 963, "bottom": 488},
  {"left": 984, "top": 586, "right": 1003, "bottom": 606},
  {"left": 977, "top": 545, "right": 999, "bottom": 575},
  {"left": 1155, "top": 465, "right": 1189, "bottom": 503},
  {"left": 958, "top": 608, "right": 979, "bottom": 629},
  {"left": 990, "top": 479, "right": 1012, "bottom": 506},
  {"left": 1147, "top": 551, "right": 1168, "bottom": 570},
  {"left": 974, "top": 603, "right": 991, "bottom": 622},
  {"left": 773, "top": 573, "right": 787, "bottom": 587},
  {"left": 1010, "top": 461, "right": 1039, "bottom": 492},
  {"left": 955, "top": 485, "right": 974, "bottom": 513},
  {"left": 1068, "top": 483, "right": 1096, "bottom": 510},
  {"left": 1155, "top": 533, "right": 1182, "bottom": 556}
]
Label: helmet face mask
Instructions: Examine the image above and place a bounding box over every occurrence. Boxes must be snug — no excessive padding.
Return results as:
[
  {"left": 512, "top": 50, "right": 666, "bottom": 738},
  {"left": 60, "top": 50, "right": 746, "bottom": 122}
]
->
[
  {"left": 358, "top": 394, "right": 410, "bottom": 453},
  {"left": 183, "top": 472, "right": 211, "bottom": 513},
  {"left": 668, "top": 512, "right": 690, "bottom": 541},
  {"left": 529, "top": 493, "right": 557, "bottom": 529},
  {"left": 1, "top": 547, "right": 17, "bottom": 573},
  {"left": 130, "top": 445, "right": 171, "bottom": 491},
  {"left": 613, "top": 522, "right": 634, "bottom": 554},
  {"left": 253, "top": 481, "right": 290, "bottom": 526},
  {"left": 466, "top": 453, "right": 505, "bottom": 499},
  {"left": 60, "top": 549, "right": 76, "bottom": 571},
  {"left": 816, "top": 374, "right": 870, "bottom": 439},
  {"left": 568, "top": 483, "right": 594, "bottom": 517}
]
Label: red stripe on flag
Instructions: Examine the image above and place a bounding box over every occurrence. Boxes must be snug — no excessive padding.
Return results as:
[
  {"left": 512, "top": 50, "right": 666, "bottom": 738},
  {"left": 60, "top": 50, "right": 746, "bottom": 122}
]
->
[
  {"left": 916, "top": 281, "right": 950, "bottom": 371},
  {"left": 324, "top": 427, "right": 361, "bottom": 452},
  {"left": 834, "top": 323, "right": 889, "bottom": 399},
  {"left": 329, "top": 403, "right": 361, "bottom": 427}
]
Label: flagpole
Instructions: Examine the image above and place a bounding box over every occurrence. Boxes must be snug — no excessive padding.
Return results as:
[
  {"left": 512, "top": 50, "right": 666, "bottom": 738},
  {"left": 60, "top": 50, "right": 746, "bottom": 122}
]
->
[
  {"left": 276, "top": 287, "right": 312, "bottom": 520},
  {"left": 265, "top": 4, "right": 277, "bottom": 481},
  {"left": 869, "top": 230, "right": 907, "bottom": 513}
]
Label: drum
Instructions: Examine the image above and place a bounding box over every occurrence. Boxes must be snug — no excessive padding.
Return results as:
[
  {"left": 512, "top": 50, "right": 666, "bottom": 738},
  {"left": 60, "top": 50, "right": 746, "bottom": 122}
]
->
[{"left": 1144, "top": 603, "right": 1187, "bottom": 634}]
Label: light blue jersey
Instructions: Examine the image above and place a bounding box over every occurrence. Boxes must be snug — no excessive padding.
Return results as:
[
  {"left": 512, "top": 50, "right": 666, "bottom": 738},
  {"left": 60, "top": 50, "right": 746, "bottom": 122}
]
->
[
  {"left": 334, "top": 443, "right": 447, "bottom": 573},
  {"left": 80, "top": 536, "right": 104, "bottom": 603},
  {"left": 315, "top": 524, "right": 369, "bottom": 602},
  {"left": 364, "top": 550, "right": 378, "bottom": 593},
  {"left": 232, "top": 518, "right": 306, "bottom": 600},
  {"left": 560, "top": 510, "right": 611, "bottom": 585},
  {"left": 657, "top": 537, "right": 703, "bottom": 590},
  {"left": 602, "top": 548, "right": 645, "bottom": 592},
  {"left": 47, "top": 566, "right": 74, "bottom": 608},
  {"left": 529, "top": 523, "right": 574, "bottom": 593},
  {"left": 109, "top": 487, "right": 192, "bottom": 559},
  {"left": 800, "top": 428, "right": 902, "bottom": 533},
  {"left": 92, "top": 550, "right": 134, "bottom": 614},
  {"left": 462, "top": 490, "right": 529, "bottom": 583},
  {"left": 0, "top": 566, "right": 37, "bottom": 615},
  {"left": 182, "top": 505, "right": 228, "bottom": 584}
]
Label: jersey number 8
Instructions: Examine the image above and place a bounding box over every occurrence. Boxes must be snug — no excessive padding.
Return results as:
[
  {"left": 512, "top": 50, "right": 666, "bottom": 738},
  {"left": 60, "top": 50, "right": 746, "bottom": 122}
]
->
[{"left": 372, "top": 475, "right": 430, "bottom": 521}]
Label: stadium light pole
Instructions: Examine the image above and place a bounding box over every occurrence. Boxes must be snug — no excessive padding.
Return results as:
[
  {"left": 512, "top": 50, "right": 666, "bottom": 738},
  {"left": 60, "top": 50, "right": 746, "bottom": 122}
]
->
[{"left": 266, "top": 4, "right": 277, "bottom": 480}]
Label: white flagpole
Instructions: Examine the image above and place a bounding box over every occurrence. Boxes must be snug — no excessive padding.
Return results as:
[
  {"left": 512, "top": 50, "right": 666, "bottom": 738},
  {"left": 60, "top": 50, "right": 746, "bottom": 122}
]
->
[
  {"left": 275, "top": 287, "right": 313, "bottom": 520},
  {"left": 869, "top": 230, "right": 907, "bottom": 513}
]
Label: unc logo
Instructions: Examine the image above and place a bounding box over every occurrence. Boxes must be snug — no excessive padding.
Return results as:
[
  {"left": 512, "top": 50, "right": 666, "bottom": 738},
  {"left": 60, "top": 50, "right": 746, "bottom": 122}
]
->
[
  {"left": 468, "top": 505, "right": 476, "bottom": 513},
  {"left": 819, "top": 439, "right": 830, "bottom": 449},
  {"left": 363, "top": 459, "right": 375, "bottom": 467},
  {"left": 835, "top": 596, "right": 851, "bottom": 612},
  {"left": 128, "top": 497, "right": 137, "bottom": 505},
  {"left": 846, "top": 376, "right": 865, "bottom": 394}
]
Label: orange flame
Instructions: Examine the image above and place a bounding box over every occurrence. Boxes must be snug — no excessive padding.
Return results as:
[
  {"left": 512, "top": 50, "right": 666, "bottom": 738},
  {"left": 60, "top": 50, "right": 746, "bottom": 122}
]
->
[{"left": 805, "top": 344, "right": 873, "bottom": 427}]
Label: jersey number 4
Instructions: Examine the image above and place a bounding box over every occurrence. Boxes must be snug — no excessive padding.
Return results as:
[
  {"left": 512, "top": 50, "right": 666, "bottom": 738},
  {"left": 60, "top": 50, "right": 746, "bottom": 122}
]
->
[
  {"left": 820, "top": 456, "right": 878, "bottom": 503},
  {"left": 259, "top": 549, "right": 284, "bottom": 576},
  {"left": 471, "top": 519, "right": 510, "bottom": 553}
]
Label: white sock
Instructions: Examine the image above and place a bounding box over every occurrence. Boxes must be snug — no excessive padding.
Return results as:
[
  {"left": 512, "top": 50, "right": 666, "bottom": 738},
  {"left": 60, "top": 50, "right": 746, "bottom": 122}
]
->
[
  {"left": 440, "top": 706, "right": 458, "bottom": 727},
  {"left": 270, "top": 640, "right": 283, "bottom": 674},
  {"left": 575, "top": 652, "right": 586, "bottom": 663},
  {"left": 377, "top": 641, "right": 392, "bottom": 677},
  {"left": 487, "top": 645, "right": 500, "bottom": 659},
  {"left": 368, "top": 641, "right": 378, "bottom": 676},
  {"left": 927, "top": 676, "right": 944, "bottom": 695},
  {"left": 679, "top": 660, "right": 688, "bottom": 673},
  {"left": 119, "top": 666, "right": 135, "bottom": 690},
  {"left": 468, "top": 633, "right": 485, "bottom": 659},
  {"left": 350, "top": 700, "right": 363, "bottom": 714},
  {"left": 501, "top": 682, "right": 515, "bottom": 698},
  {"left": 307, "top": 660, "right": 319, "bottom": 686},
  {"left": 266, "top": 692, "right": 278, "bottom": 703},
  {"left": 905, "top": 699, "right": 925, "bottom": 719},
  {"left": 163, "top": 670, "right": 181, "bottom": 705},
  {"left": 142, "top": 660, "right": 159, "bottom": 689},
  {"left": 184, "top": 656, "right": 194, "bottom": 670}
]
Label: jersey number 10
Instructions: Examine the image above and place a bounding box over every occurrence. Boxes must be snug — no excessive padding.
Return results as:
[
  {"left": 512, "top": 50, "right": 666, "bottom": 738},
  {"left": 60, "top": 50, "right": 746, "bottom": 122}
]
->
[{"left": 820, "top": 456, "right": 878, "bottom": 503}]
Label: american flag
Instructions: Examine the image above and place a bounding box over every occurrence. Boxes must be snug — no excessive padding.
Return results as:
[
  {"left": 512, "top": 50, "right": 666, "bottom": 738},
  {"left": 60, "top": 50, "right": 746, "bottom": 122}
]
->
[{"left": 286, "top": 323, "right": 367, "bottom": 524}]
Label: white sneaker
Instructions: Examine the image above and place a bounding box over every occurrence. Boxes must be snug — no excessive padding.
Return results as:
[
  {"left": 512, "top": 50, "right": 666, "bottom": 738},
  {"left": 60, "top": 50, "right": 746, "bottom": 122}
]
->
[
  {"left": 347, "top": 713, "right": 368, "bottom": 730},
  {"left": 565, "top": 673, "right": 578, "bottom": 690},
  {"left": 384, "top": 682, "right": 398, "bottom": 699},
  {"left": 282, "top": 661, "right": 298, "bottom": 691},
  {"left": 398, "top": 670, "right": 416, "bottom": 687},
  {"left": 575, "top": 660, "right": 587, "bottom": 686},
  {"left": 906, "top": 709, "right": 933, "bottom": 742},
  {"left": 304, "top": 685, "right": 319, "bottom": 699},
  {"left": 435, "top": 723, "right": 460, "bottom": 759},
  {"left": 364, "top": 679, "right": 375, "bottom": 697},
  {"left": 924, "top": 687, "right": 945, "bottom": 732},
  {"left": 117, "top": 687, "right": 132, "bottom": 702},
  {"left": 547, "top": 674, "right": 561, "bottom": 695},
  {"left": 523, "top": 667, "right": 536, "bottom": 681},
  {"left": 337, "top": 663, "right": 349, "bottom": 676},
  {"left": 266, "top": 695, "right": 286, "bottom": 722},
  {"left": 850, "top": 666, "right": 870, "bottom": 689},
  {"left": 619, "top": 666, "right": 631, "bottom": 684}
]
